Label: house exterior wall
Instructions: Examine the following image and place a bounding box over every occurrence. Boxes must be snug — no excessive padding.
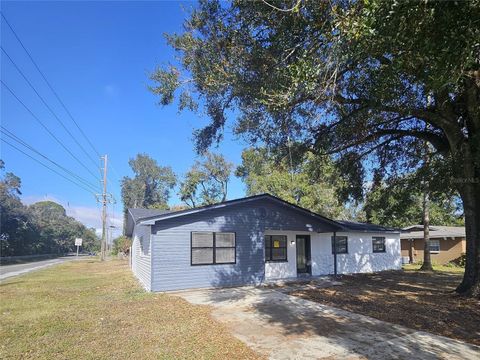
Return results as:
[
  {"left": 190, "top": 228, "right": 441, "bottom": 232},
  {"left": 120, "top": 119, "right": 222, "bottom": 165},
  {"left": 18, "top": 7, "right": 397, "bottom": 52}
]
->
[
  {"left": 313, "top": 232, "right": 402, "bottom": 275},
  {"left": 129, "top": 197, "right": 401, "bottom": 292},
  {"left": 130, "top": 225, "right": 152, "bottom": 291},
  {"left": 264, "top": 230, "right": 300, "bottom": 279},
  {"left": 149, "top": 198, "right": 337, "bottom": 291},
  {"left": 400, "top": 237, "right": 466, "bottom": 264},
  {"left": 265, "top": 230, "right": 401, "bottom": 280}
]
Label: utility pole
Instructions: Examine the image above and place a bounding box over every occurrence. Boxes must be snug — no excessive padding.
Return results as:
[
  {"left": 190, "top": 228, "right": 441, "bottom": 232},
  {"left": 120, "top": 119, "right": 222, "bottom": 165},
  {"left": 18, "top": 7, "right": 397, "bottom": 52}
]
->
[
  {"left": 101, "top": 154, "right": 108, "bottom": 261},
  {"left": 96, "top": 155, "right": 112, "bottom": 261}
]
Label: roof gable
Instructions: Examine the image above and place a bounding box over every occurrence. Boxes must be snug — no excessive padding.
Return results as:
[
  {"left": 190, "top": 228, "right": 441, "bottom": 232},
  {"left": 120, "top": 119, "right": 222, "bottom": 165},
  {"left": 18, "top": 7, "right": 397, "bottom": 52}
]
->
[
  {"left": 125, "top": 194, "right": 399, "bottom": 236},
  {"left": 137, "top": 194, "right": 342, "bottom": 229}
]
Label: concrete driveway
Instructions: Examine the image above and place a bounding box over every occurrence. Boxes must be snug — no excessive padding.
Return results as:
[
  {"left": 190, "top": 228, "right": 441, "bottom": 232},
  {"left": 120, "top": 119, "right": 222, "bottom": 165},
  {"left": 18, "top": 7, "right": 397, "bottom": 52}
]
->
[{"left": 176, "top": 286, "right": 480, "bottom": 360}]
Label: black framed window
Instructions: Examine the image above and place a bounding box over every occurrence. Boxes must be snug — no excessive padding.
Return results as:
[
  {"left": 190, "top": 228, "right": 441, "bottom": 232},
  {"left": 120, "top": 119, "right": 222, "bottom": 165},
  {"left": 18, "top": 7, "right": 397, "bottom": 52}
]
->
[
  {"left": 265, "top": 235, "right": 287, "bottom": 262},
  {"left": 191, "top": 232, "right": 235, "bottom": 265},
  {"left": 331, "top": 236, "right": 348, "bottom": 254},
  {"left": 372, "top": 237, "right": 386, "bottom": 253}
]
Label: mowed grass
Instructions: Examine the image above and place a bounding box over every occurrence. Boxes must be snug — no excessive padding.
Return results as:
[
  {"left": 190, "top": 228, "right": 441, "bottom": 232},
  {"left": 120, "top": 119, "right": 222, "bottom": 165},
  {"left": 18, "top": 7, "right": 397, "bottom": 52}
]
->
[
  {"left": 0, "top": 259, "right": 261, "bottom": 360},
  {"left": 402, "top": 263, "right": 465, "bottom": 273}
]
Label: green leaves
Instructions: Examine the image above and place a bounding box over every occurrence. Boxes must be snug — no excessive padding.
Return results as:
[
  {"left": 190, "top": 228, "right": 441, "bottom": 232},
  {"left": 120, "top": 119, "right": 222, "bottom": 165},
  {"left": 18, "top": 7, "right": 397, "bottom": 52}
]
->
[
  {"left": 149, "top": 66, "right": 180, "bottom": 106},
  {"left": 179, "top": 152, "right": 233, "bottom": 207},
  {"left": 121, "top": 153, "right": 177, "bottom": 211},
  {"left": 236, "top": 147, "right": 354, "bottom": 219},
  {"left": 0, "top": 163, "right": 99, "bottom": 256}
]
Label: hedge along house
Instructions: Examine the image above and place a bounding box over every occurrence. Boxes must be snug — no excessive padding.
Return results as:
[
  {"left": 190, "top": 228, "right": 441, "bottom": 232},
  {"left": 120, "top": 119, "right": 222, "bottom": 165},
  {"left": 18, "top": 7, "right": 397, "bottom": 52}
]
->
[{"left": 126, "top": 194, "right": 401, "bottom": 292}]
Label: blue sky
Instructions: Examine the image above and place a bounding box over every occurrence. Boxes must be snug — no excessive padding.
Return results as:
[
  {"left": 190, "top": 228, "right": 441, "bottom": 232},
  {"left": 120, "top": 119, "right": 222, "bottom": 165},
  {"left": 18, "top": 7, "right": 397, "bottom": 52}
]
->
[{"left": 1, "top": 1, "right": 248, "bottom": 234}]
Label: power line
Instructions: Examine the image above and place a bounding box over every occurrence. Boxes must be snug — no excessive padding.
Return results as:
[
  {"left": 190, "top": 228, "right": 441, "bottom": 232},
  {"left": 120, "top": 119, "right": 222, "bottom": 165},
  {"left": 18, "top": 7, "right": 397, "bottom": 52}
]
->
[
  {"left": 1, "top": 126, "right": 100, "bottom": 193},
  {"left": 1, "top": 11, "right": 102, "bottom": 159},
  {"left": 1, "top": 46, "right": 101, "bottom": 171},
  {"left": 1, "top": 138, "right": 96, "bottom": 196},
  {"left": 1, "top": 80, "right": 100, "bottom": 181}
]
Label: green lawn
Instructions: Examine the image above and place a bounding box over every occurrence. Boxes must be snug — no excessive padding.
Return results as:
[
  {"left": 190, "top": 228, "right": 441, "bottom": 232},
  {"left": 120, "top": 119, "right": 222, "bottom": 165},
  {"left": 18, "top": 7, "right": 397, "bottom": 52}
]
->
[
  {"left": 0, "top": 259, "right": 261, "bottom": 360},
  {"left": 402, "top": 263, "right": 465, "bottom": 273}
]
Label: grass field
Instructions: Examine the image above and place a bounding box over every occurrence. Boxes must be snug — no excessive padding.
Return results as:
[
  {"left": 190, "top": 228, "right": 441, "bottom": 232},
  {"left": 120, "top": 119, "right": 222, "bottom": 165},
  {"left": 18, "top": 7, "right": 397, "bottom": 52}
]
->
[
  {"left": 402, "top": 263, "right": 465, "bottom": 273},
  {"left": 0, "top": 259, "right": 261, "bottom": 360}
]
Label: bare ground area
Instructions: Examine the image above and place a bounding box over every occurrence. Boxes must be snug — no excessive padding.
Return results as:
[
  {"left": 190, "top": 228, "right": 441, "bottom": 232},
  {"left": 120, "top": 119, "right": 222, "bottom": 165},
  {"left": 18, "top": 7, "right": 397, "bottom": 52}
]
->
[{"left": 289, "top": 269, "right": 480, "bottom": 346}]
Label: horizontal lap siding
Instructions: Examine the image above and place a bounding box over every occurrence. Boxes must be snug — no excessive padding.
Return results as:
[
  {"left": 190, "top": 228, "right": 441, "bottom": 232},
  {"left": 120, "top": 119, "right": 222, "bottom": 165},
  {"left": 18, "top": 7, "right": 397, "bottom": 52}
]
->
[
  {"left": 151, "top": 199, "right": 337, "bottom": 291},
  {"left": 131, "top": 225, "right": 152, "bottom": 291}
]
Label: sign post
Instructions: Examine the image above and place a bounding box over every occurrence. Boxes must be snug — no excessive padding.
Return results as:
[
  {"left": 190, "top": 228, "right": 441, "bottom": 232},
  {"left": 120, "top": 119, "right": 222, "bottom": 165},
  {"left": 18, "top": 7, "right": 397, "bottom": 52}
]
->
[{"left": 75, "top": 238, "right": 83, "bottom": 257}]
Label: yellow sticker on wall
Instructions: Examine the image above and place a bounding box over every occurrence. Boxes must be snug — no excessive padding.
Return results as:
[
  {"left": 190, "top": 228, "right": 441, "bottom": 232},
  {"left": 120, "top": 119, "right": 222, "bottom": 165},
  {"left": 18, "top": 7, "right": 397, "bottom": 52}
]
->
[{"left": 273, "top": 240, "right": 280, "bottom": 248}]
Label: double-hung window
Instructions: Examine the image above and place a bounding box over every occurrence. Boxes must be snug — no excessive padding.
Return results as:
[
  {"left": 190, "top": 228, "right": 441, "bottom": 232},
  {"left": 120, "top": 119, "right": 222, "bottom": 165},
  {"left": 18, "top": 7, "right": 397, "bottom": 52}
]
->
[
  {"left": 372, "top": 237, "right": 386, "bottom": 253},
  {"left": 331, "top": 236, "right": 348, "bottom": 254},
  {"left": 428, "top": 239, "right": 440, "bottom": 253},
  {"left": 265, "top": 235, "right": 287, "bottom": 262},
  {"left": 191, "top": 232, "right": 236, "bottom": 265}
]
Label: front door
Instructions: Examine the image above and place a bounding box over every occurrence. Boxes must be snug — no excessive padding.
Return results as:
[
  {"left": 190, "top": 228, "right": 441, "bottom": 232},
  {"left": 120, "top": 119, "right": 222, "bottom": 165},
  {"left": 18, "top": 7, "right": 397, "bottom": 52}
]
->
[{"left": 296, "top": 235, "right": 311, "bottom": 275}]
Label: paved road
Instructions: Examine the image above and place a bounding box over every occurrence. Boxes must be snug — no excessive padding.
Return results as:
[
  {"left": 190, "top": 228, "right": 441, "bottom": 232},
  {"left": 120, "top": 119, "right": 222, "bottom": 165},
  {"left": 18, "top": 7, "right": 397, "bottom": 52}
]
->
[{"left": 0, "top": 256, "right": 78, "bottom": 281}]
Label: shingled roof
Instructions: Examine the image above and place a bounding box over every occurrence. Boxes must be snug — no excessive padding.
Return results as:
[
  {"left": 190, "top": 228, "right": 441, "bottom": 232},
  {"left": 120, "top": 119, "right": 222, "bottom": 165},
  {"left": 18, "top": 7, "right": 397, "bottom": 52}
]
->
[
  {"left": 128, "top": 208, "right": 171, "bottom": 222},
  {"left": 400, "top": 225, "right": 465, "bottom": 239},
  {"left": 336, "top": 220, "right": 398, "bottom": 232},
  {"left": 125, "top": 194, "right": 399, "bottom": 236}
]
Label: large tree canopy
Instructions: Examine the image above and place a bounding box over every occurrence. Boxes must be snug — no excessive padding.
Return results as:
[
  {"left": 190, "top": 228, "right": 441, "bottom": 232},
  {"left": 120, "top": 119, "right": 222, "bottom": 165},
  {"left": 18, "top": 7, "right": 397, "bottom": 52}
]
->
[
  {"left": 364, "top": 177, "right": 464, "bottom": 229},
  {"left": 150, "top": 0, "right": 480, "bottom": 296},
  {"left": 236, "top": 147, "right": 357, "bottom": 219},
  {"left": 179, "top": 152, "right": 233, "bottom": 207},
  {"left": 121, "top": 153, "right": 177, "bottom": 210}
]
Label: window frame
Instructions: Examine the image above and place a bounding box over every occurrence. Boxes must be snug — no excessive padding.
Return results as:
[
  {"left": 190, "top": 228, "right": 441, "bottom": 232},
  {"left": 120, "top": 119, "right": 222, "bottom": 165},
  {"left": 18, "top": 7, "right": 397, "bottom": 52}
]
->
[
  {"left": 372, "top": 236, "right": 386, "bottom": 253},
  {"left": 190, "top": 231, "right": 236, "bottom": 266},
  {"left": 264, "top": 235, "right": 288, "bottom": 263},
  {"left": 428, "top": 239, "right": 440, "bottom": 253},
  {"left": 331, "top": 236, "right": 348, "bottom": 254}
]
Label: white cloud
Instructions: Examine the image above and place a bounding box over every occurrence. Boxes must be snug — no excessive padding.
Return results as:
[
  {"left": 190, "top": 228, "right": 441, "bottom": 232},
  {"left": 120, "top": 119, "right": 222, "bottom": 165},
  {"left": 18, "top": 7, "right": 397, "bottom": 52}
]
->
[{"left": 104, "top": 84, "right": 119, "bottom": 98}]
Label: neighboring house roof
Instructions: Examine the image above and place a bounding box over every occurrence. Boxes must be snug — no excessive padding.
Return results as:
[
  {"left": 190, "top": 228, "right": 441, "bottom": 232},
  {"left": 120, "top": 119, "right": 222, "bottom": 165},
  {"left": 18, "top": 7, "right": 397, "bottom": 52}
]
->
[
  {"left": 126, "top": 193, "right": 400, "bottom": 236},
  {"left": 400, "top": 225, "right": 465, "bottom": 240}
]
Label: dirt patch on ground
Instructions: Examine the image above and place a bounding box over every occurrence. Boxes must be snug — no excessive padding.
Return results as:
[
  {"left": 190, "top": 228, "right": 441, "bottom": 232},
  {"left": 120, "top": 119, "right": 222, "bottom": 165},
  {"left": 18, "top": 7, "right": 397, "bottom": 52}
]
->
[{"left": 289, "top": 270, "right": 480, "bottom": 346}]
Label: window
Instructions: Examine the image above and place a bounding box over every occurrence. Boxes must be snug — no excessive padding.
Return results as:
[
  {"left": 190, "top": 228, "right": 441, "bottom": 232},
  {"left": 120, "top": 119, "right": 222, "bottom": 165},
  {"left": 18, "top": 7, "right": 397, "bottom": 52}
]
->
[
  {"left": 331, "top": 236, "right": 348, "bottom": 254},
  {"left": 428, "top": 239, "right": 440, "bottom": 253},
  {"left": 265, "top": 235, "right": 287, "bottom": 262},
  {"left": 191, "top": 232, "right": 235, "bottom": 265},
  {"left": 372, "top": 237, "right": 386, "bottom": 253}
]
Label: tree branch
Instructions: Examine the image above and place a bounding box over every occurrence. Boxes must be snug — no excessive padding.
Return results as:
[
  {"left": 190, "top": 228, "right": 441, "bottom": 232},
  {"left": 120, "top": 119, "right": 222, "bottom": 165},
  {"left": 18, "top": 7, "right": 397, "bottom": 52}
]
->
[{"left": 323, "top": 128, "right": 449, "bottom": 155}]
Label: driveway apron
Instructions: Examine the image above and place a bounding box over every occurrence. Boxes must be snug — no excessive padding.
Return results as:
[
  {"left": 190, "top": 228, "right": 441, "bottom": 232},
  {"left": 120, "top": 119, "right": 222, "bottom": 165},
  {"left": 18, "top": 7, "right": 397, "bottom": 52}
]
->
[{"left": 175, "top": 287, "right": 480, "bottom": 360}]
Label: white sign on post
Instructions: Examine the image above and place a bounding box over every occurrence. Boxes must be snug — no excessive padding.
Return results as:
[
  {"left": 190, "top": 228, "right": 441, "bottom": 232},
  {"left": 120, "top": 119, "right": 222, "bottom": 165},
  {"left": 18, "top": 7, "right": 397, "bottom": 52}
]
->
[{"left": 75, "top": 238, "right": 82, "bottom": 256}]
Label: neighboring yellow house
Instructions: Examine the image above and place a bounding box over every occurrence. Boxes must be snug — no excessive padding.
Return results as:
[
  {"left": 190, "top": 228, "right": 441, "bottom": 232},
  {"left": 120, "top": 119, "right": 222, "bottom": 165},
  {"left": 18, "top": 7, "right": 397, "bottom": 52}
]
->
[{"left": 400, "top": 225, "right": 466, "bottom": 265}]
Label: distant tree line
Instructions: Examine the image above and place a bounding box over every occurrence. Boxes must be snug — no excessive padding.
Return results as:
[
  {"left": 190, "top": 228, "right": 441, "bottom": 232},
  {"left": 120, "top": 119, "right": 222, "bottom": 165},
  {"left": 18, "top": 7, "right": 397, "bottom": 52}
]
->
[
  {"left": 0, "top": 160, "right": 99, "bottom": 257},
  {"left": 121, "top": 151, "right": 463, "bottom": 232},
  {"left": 120, "top": 152, "right": 233, "bottom": 228}
]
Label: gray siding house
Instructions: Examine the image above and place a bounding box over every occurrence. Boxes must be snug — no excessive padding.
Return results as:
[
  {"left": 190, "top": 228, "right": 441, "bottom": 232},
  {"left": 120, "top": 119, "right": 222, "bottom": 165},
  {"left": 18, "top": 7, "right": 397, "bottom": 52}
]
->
[{"left": 126, "top": 194, "right": 401, "bottom": 292}]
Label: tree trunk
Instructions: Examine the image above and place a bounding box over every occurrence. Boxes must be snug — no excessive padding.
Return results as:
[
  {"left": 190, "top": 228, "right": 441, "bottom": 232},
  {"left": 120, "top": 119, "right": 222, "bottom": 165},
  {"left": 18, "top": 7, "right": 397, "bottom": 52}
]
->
[
  {"left": 420, "top": 190, "right": 433, "bottom": 271},
  {"left": 456, "top": 181, "right": 480, "bottom": 297},
  {"left": 420, "top": 138, "right": 433, "bottom": 271}
]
